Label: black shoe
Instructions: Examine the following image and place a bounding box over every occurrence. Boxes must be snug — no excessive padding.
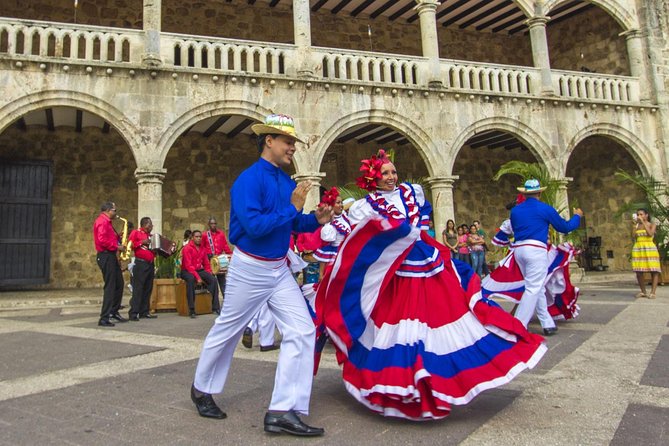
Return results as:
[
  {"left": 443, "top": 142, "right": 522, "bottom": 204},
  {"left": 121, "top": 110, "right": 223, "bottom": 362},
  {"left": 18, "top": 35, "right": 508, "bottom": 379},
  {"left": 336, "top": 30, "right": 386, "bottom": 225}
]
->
[
  {"left": 260, "top": 344, "right": 279, "bottom": 352},
  {"left": 128, "top": 313, "right": 140, "bottom": 321},
  {"left": 191, "top": 385, "right": 226, "bottom": 419},
  {"left": 98, "top": 319, "right": 115, "bottom": 327},
  {"left": 111, "top": 312, "right": 128, "bottom": 323},
  {"left": 189, "top": 310, "right": 197, "bottom": 319},
  {"left": 242, "top": 327, "right": 253, "bottom": 349},
  {"left": 543, "top": 327, "right": 558, "bottom": 336},
  {"left": 140, "top": 313, "right": 157, "bottom": 319},
  {"left": 264, "top": 410, "right": 324, "bottom": 436},
  {"left": 213, "top": 309, "right": 220, "bottom": 315}
]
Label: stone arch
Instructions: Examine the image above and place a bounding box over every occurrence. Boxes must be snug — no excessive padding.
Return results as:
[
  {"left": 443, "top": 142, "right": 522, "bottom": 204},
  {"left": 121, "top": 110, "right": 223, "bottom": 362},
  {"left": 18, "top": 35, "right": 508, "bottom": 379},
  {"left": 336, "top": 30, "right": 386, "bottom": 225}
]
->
[
  {"left": 448, "top": 117, "right": 557, "bottom": 175},
  {"left": 542, "top": 0, "right": 638, "bottom": 30},
  {"left": 310, "top": 109, "right": 439, "bottom": 177},
  {"left": 156, "top": 100, "right": 274, "bottom": 168},
  {"left": 513, "top": 0, "right": 534, "bottom": 17},
  {"left": 0, "top": 90, "right": 142, "bottom": 165},
  {"left": 563, "top": 123, "right": 659, "bottom": 178}
]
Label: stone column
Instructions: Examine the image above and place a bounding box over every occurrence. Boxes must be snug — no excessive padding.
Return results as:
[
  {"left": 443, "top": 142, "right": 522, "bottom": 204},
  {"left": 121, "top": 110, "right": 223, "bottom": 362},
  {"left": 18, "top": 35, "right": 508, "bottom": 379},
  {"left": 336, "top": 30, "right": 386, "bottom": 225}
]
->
[
  {"left": 555, "top": 177, "right": 573, "bottom": 219},
  {"left": 621, "top": 29, "right": 648, "bottom": 101},
  {"left": 426, "top": 175, "right": 458, "bottom": 233},
  {"left": 135, "top": 168, "right": 166, "bottom": 234},
  {"left": 527, "top": 16, "right": 554, "bottom": 95},
  {"left": 292, "top": 172, "right": 325, "bottom": 212},
  {"left": 293, "top": 0, "right": 314, "bottom": 78},
  {"left": 142, "top": 0, "right": 162, "bottom": 67},
  {"left": 416, "top": 0, "right": 442, "bottom": 88}
]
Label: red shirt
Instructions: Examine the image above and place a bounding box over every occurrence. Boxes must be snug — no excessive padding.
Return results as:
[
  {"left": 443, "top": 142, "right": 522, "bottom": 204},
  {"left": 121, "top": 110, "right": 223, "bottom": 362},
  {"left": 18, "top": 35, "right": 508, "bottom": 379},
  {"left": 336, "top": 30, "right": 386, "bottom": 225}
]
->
[
  {"left": 203, "top": 229, "right": 233, "bottom": 256},
  {"left": 181, "top": 242, "right": 212, "bottom": 281},
  {"left": 93, "top": 213, "right": 119, "bottom": 253},
  {"left": 129, "top": 228, "right": 156, "bottom": 263}
]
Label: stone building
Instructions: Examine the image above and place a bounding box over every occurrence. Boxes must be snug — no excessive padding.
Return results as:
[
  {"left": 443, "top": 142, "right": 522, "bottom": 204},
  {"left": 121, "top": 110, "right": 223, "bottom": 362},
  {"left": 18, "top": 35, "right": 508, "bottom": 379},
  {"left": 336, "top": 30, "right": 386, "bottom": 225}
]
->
[{"left": 0, "top": 0, "right": 667, "bottom": 288}]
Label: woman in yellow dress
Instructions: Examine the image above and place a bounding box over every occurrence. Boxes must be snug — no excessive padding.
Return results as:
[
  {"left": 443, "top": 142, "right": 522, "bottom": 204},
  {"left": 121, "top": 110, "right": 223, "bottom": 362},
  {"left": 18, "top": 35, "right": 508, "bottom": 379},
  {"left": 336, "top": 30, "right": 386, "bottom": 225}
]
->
[{"left": 631, "top": 208, "right": 661, "bottom": 299}]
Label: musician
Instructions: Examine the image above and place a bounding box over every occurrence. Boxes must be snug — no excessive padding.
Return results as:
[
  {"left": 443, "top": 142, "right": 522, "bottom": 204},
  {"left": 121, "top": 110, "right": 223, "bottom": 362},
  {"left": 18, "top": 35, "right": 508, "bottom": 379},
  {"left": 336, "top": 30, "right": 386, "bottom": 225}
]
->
[
  {"left": 181, "top": 230, "right": 220, "bottom": 317},
  {"left": 204, "top": 217, "right": 233, "bottom": 296},
  {"left": 191, "top": 113, "right": 331, "bottom": 436},
  {"left": 93, "top": 201, "right": 127, "bottom": 327},
  {"left": 127, "top": 217, "right": 157, "bottom": 321}
]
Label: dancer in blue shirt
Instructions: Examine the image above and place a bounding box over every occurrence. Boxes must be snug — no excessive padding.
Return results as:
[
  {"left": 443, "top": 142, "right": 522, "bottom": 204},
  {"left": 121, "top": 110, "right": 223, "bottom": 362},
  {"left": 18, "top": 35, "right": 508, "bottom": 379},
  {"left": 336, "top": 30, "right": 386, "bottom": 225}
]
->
[
  {"left": 191, "top": 114, "right": 332, "bottom": 437},
  {"left": 510, "top": 179, "right": 583, "bottom": 335}
]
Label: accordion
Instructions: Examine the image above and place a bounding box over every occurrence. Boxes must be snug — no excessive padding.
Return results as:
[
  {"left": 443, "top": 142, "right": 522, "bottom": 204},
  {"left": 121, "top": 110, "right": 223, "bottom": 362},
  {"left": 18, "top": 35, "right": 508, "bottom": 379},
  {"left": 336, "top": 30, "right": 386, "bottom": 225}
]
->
[{"left": 149, "top": 234, "right": 177, "bottom": 257}]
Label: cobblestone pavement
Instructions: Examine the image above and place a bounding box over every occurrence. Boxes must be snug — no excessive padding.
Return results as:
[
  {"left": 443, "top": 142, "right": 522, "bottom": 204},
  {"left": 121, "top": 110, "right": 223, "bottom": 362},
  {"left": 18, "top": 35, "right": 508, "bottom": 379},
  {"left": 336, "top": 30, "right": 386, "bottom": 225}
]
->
[{"left": 0, "top": 281, "right": 667, "bottom": 446}]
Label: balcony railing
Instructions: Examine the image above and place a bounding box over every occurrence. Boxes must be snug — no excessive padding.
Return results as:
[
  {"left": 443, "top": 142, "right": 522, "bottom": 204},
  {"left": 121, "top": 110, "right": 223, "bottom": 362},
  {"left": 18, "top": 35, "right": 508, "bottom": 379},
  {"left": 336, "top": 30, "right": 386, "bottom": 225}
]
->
[
  {"left": 440, "top": 60, "right": 539, "bottom": 95},
  {"left": 0, "top": 17, "right": 642, "bottom": 104},
  {"left": 0, "top": 18, "right": 142, "bottom": 64},
  {"left": 314, "top": 46, "right": 423, "bottom": 86},
  {"left": 552, "top": 69, "right": 639, "bottom": 102},
  {"left": 161, "top": 32, "right": 295, "bottom": 76}
]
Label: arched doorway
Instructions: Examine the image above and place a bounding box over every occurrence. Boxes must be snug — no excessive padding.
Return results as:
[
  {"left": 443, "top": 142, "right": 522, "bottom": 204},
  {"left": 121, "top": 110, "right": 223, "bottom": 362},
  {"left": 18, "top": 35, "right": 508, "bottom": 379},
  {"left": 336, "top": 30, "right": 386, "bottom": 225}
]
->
[
  {"left": 0, "top": 106, "right": 136, "bottom": 288},
  {"left": 566, "top": 135, "right": 645, "bottom": 271}
]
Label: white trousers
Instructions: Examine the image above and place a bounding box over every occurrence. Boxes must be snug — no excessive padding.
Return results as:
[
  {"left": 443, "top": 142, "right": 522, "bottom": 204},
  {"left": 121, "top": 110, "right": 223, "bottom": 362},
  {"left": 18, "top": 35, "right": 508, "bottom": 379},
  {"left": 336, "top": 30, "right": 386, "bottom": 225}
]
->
[
  {"left": 193, "top": 250, "right": 316, "bottom": 414},
  {"left": 247, "top": 303, "right": 277, "bottom": 348},
  {"left": 513, "top": 243, "right": 556, "bottom": 329}
]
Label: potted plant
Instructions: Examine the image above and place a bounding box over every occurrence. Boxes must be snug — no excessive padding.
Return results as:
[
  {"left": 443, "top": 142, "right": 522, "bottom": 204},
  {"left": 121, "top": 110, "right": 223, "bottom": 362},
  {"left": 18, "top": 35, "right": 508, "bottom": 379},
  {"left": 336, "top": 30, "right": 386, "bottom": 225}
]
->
[
  {"left": 615, "top": 169, "right": 669, "bottom": 282},
  {"left": 150, "top": 242, "right": 186, "bottom": 312}
]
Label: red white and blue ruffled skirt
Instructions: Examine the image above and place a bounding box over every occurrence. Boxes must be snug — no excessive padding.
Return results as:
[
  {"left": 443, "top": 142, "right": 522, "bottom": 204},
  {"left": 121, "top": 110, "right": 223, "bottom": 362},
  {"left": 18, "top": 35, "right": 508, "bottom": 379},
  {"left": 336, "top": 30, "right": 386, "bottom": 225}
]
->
[
  {"left": 313, "top": 244, "right": 339, "bottom": 264},
  {"left": 315, "top": 218, "right": 547, "bottom": 420},
  {"left": 481, "top": 243, "right": 580, "bottom": 320}
]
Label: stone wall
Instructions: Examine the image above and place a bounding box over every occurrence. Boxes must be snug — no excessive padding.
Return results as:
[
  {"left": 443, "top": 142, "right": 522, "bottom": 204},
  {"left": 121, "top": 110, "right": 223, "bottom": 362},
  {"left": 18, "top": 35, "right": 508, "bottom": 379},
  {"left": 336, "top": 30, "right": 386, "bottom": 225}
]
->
[
  {"left": 547, "top": 6, "right": 630, "bottom": 75},
  {"left": 1, "top": 0, "right": 143, "bottom": 29},
  {"left": 0, "top": 126, "right": 137, "bottom": 288},
  {"left": 566, "top": 136, "right": 645, "bottom": 271}
]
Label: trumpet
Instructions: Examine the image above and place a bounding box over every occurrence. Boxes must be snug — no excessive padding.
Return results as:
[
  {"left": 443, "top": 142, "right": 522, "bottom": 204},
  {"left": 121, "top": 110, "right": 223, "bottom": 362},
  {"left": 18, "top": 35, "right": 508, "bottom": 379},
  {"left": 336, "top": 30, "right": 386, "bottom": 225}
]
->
[{"left": 117, "top": 216, "right": 133, "bottom": 261}]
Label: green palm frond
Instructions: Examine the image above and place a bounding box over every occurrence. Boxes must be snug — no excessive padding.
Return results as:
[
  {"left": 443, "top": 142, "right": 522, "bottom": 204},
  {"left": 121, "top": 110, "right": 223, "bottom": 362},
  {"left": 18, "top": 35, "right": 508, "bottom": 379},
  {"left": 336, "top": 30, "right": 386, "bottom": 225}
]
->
[{"left": 493, "top": 161, "right": 560, "bottom": 210}]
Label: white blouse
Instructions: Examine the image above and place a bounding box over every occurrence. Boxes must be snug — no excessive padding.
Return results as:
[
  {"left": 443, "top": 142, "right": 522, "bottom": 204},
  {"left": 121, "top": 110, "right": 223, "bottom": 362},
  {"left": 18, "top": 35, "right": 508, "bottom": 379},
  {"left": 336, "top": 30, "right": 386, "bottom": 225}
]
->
[{"left": 348, "top": 184, "right": 426, "bottom": 226}]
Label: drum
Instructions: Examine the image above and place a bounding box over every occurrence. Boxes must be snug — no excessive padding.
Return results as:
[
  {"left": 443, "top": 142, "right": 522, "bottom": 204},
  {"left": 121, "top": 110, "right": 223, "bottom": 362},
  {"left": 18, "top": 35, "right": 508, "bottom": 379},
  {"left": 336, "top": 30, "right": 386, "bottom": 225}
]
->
[
  {"left": 210, "top": 254, "right": 230, "bottom": 274},
  {"left": 217, "top": 254, "right": 230, "bottom": 269},
  {"left": 150, "top": 234, "right": 177, "bottom": 257}
]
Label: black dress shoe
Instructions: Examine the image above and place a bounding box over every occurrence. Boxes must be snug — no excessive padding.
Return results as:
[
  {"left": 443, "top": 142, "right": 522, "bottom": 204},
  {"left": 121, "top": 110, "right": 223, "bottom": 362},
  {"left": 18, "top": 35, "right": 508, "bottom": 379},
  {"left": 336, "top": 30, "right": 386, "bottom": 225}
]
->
[
  {"left": 128, "top": 313, "right": 140, "bottom": 322},
  {"left": 264, "top": 410, "right": 324, "bottom": 436},
  {"left": 543, "top": 327, "right": 558, "bottom": 336},
  {"left": 189, "top": 310, "right": 197, "bottom": 319},
  {"left": 98, "top": 319, "right": 115, "bottom": 327},
  {"left": 190, "top": 385, "right": 226, "bottom": 419},
  {"left": 110, "top": 313, "right": 128, "bottom": 323},
  {"left": 213, "top": 309, "right": 220, "bottom": 315},
  {"left": 260, "top": 344, "right": 279, "bottom": 352},
  {"left": 140, "top": 313, "right": 157, "bottom": 319},
  {"left": 242, "top": 327, "right": 253, "bottom": 349}
]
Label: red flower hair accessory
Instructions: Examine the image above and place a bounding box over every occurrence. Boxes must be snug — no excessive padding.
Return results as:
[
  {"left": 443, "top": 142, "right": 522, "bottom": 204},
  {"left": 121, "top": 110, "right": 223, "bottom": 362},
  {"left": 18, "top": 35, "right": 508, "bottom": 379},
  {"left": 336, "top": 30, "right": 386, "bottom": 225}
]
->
[
  {"left": 515, "top": 193, "right": 526, "bottom": 205},
  {"left": 319, "top": 187, "right": 339, "bottom": 207},
  {"left": 356, "top": 150, "right": 391, "bottom": 192}
]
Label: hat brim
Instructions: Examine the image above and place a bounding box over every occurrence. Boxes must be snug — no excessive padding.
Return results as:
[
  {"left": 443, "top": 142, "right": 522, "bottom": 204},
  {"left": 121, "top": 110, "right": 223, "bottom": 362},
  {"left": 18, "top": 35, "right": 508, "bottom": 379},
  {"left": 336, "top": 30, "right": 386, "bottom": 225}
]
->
[
  {"left": 517, "top": 186, "right": 546, "bottom": 194},
  {"left": 251, "top": 123, "right": 305, "bottom": 144}
]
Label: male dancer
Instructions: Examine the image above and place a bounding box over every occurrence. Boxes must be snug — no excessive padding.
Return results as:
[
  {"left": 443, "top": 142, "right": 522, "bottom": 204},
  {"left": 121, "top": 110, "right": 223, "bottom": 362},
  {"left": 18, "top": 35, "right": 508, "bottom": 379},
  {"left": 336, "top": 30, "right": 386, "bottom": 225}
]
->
[
  {"left": 127, "top": 217, "right": 157, "bottom": 321},
  {"left": 510, "top": 179, "right": 583, "bottom": 335},
  {"left": 93, "top": 201, "right": 128, "bottom": 327},
  {"left": 190, "top": 114, "right": 332, "bottom": 437}
]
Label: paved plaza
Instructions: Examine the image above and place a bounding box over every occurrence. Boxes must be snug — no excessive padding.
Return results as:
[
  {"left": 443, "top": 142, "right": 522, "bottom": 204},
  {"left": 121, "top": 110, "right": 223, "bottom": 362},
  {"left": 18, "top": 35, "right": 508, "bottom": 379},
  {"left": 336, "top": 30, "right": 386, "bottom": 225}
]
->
[{"left": 0, "top": 280, "right": 667, "bottom": 445}]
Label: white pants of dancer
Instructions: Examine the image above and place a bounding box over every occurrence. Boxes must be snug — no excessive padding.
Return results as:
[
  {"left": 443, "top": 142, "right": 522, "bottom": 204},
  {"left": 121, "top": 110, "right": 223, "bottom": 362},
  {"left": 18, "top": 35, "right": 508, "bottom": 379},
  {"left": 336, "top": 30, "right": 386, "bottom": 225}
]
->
[
  {"left": 193, "top": 249, "right": 316, "bottom": 414},
  {"left": 247, "top": 303, "right": 277, "bottom": 348},
  {"left": 513, "top": 243, "right": 556, "bottom": 329}
]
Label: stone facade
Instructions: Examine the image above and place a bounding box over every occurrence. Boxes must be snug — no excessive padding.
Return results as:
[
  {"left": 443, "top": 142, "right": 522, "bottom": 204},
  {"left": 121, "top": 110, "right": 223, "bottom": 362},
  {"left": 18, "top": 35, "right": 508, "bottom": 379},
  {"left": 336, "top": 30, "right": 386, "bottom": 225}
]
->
[{"left": 0, "top": 0, "right": 666, "bottom": 288}]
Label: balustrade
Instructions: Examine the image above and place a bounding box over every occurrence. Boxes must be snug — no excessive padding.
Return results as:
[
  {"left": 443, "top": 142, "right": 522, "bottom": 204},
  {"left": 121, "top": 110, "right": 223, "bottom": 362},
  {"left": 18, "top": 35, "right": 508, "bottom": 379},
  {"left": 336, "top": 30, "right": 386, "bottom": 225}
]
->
[
  {"left": 318, "top": 48, "right": 421, "bottom": 86},
  {"left": 553, "top": 70, "right": 639, "bottom": 102},
  {"left": 0, "top": 18, "right": 140, "bottom": 63},
  {"left": 441, "top": 61, "right": 538, "bottom": 96}
]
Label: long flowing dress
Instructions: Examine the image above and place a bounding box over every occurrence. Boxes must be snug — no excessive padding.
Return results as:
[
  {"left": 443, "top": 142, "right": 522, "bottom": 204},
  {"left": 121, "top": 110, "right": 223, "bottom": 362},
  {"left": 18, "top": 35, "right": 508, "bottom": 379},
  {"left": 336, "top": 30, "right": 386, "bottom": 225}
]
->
[
  {"left": 631, "top": 227, "right": 661, "bottom": 272},
  {"left": 313, "top": 212, "right": 352, "bottom": 264},
  {"left": 482, "top": 220, "right": 580, "bottom": 321},
  {"left": 315, "top": 183, "right": 547, "bottom": 420}
]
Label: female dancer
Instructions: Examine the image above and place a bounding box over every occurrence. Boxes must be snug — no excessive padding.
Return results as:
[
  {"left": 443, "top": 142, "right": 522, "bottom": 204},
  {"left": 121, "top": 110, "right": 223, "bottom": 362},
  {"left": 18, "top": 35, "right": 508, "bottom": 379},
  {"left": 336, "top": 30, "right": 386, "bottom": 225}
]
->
[
  {"left": 631, "top": 208, "right": 661, "bottom": 299},
  {"left": 315, "top": 150, "right": 546, "bottom": 420}
]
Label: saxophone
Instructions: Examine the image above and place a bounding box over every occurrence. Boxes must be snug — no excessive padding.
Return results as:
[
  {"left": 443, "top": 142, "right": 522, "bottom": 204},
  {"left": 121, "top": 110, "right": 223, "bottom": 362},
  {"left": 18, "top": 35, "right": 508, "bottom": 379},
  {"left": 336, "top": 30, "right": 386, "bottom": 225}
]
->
[{"left": 117, "top": 216, "right": 133, "bottom": 261}]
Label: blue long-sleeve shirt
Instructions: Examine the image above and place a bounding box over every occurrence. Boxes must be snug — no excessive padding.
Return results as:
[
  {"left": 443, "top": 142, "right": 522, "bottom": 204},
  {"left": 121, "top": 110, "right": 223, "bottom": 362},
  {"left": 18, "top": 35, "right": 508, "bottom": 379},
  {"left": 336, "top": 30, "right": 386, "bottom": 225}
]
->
[
  {"left": 510, "top": 197, "right": 580, "bottom": 243},
  {"left": 229, "top": 158, "right": 319, "bottom": 259}
]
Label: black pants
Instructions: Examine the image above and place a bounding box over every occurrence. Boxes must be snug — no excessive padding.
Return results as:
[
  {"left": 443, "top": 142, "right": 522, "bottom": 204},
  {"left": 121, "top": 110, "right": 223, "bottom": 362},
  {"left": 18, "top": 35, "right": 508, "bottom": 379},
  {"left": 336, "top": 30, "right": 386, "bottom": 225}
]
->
[
  {"left": 215, "top": 273, "right": 226, "bottom": 297},
  {"left": 96, "top": 251, "right": 124, "bottom": 320},
  {"left": 129, "top": 259, "right": 155, "bottom": 317},
  {"left": 181, "top": 270, "right": 219, "bottom": 312}
]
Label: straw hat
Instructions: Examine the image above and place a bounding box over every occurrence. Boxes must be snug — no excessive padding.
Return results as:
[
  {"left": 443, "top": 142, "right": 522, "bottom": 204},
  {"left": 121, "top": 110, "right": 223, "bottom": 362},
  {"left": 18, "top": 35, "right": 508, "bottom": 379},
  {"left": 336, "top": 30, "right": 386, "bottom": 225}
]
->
[
  {"left": 517, "top": 178, "right": 546, "bottom": 194},
  {"left": 251, "top": 113, "right": 304, "bottom": 143}
]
